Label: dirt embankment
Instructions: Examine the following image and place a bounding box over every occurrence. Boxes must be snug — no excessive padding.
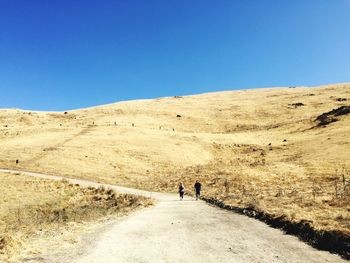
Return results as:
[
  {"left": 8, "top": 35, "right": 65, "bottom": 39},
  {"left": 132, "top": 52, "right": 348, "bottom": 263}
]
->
[{"left": 202, "top": 197, "right": 350, "bottom": 260}]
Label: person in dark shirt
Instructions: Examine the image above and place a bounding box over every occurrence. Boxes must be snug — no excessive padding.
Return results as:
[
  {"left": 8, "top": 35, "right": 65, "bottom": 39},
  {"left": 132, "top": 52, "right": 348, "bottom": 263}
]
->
[
  {"left": 178, "top": 183, "right": 185, "bottom": 200},
  {"left": 194, "top": 180, "right": 202, "bottom": 200}
]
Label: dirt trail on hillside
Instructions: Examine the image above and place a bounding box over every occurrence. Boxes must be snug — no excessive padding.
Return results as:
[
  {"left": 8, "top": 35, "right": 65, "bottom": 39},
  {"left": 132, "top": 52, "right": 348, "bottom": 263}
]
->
[{"left": 0, "top": 169, "right": 345, "bottom": 263}]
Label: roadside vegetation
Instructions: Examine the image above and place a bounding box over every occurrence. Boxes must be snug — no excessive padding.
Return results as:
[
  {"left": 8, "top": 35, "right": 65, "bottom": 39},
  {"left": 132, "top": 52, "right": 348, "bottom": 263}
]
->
[{"left": 0, "top": 172, "right": 152, "bottom": 262}]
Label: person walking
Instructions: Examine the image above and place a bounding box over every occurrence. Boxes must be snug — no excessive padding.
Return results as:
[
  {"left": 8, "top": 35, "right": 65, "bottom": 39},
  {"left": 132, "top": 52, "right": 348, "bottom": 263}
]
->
[
  {"left": 178, "top": 183, "right": 185, "bottom": 200},
  {"left": 194, "top": 180, "right": 202, "bottom": 200}
]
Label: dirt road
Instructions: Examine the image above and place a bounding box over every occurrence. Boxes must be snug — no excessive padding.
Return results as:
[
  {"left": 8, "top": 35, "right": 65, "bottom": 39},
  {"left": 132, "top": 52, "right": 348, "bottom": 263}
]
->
[{"left": 0, "top": 169, "right": 345, "bottom": 263}]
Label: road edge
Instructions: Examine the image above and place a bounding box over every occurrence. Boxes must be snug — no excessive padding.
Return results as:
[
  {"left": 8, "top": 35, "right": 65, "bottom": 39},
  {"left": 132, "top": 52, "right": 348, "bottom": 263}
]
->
[{"left": 202, "top": 197, "right": 350, "bottom": 260}]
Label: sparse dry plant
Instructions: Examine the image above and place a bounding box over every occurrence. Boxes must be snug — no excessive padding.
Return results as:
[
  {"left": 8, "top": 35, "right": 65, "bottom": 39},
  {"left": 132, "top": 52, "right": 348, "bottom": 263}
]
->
[{"left": 224, "top": 179, "right": 230, "bottom": 195}]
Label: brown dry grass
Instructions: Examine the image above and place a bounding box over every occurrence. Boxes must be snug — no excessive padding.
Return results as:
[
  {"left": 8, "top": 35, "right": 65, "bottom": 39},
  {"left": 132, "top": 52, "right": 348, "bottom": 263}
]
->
[
  {"left": 0, "top": 82, "right": 349, "bottom": 238},
  {"left": 0, "top": 172, "right": 151, "bottom": 262}
]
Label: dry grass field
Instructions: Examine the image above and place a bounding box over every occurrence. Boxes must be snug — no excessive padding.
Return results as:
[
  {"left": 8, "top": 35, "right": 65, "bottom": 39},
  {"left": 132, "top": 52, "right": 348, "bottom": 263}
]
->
[
  {"left": 0, "top": 172, "right": 151, "bottom": 262},
  {"left": 0, "top": 83, "right": 349, "bottom": 241}
]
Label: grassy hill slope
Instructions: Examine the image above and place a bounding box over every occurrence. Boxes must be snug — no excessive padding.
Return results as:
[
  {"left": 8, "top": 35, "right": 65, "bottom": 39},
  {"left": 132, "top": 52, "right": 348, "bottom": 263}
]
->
[{"left": 1, "top": 83, "right": 349, "bottom": 239}]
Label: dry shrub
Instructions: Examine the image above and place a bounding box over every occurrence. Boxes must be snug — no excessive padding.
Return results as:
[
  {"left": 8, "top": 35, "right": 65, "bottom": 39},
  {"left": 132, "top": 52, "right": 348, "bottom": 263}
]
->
[{"left": 0, "top": 236, "right": 5, "bottom": 250}]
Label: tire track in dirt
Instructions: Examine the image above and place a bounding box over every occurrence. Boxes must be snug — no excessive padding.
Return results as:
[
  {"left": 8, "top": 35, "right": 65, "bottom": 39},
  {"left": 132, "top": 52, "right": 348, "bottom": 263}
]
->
[{"left": 26, "top": 125, "right": 97, "bottom": 164}]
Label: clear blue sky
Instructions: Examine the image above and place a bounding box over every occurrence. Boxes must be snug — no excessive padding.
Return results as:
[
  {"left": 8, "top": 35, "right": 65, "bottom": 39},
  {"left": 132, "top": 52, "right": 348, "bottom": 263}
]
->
[{"left": 1, "top": 1, "right": 349, "bottom": 111}]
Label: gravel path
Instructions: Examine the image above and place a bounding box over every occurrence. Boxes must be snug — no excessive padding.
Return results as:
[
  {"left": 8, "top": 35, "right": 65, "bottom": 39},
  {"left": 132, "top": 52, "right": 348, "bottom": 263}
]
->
[{"left": 0, "top": 169, "right": 345, "bottom": 263}]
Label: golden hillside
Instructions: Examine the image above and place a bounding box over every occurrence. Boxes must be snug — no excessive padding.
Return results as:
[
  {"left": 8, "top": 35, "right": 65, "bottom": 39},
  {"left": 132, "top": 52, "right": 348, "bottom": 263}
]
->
[{"left": 0, "top": 82, "right": 349, "bottom": 236}]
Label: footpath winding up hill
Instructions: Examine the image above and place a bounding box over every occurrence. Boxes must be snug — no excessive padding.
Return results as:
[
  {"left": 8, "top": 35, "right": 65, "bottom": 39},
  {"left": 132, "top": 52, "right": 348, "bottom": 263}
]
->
[{"left": 0, "top": 83, "right": 349, "bottom": 258}]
